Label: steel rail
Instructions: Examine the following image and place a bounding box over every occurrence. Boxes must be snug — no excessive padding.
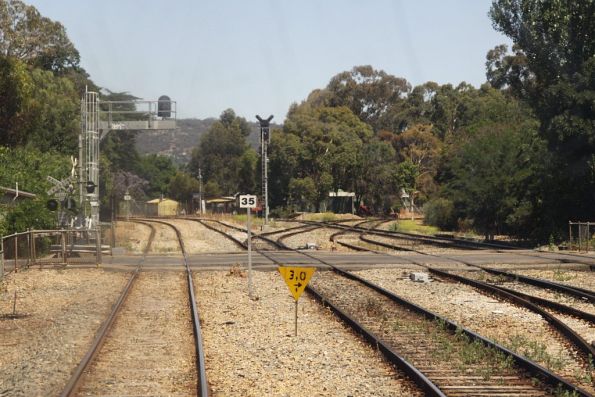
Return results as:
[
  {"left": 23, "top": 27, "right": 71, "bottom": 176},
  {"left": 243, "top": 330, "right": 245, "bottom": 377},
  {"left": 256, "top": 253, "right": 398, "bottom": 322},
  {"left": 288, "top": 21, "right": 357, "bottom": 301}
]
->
[
  {"left": 202, "top": 218, "right": 588, "bottom": 395},
  {"left": 274, "top": 226, "right": 321, "bottom": 249},
  {"left": 353, "top": 233, "right": 595, "bottom": 365},
  {"left": 197, "top": 219, "right": 442, "bottom": 395},
  {"left": 349, "top": 221, "right": 595, "bottom": 266},
  {"left": 478, "top": 267, "right": 595, "bottom": 303},
  {"left": 294, "top": 219, "right": 485, "bottom": 250},
  {"left": 185, "top": 217, "right": 247, "bottom": 249},
  {"left": 293, "top": 248, "right": 592, "bottom": 396},
  {"left": 200, "top": 218, "right": 287, "bottom": 250},
  {"left": 253, "top": 248, "right": 443, "bottom": 396},
  {"left": 357, "top": 232, "right": 595, "bottom": 302},
  {"left": 143, "top": 218, "right": 209, "bottom": 397},
  {"left": 294, "top": 219, "right": 595, "bottom": 267},
  {"left": 59, "top": 220, "right": 155, "bottom": 397}
]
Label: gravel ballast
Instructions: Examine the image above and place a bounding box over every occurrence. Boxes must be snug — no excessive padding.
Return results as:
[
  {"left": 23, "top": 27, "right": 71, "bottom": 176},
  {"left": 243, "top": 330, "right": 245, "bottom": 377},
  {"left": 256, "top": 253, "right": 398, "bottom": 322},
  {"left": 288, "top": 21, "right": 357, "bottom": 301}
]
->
[
  {"left": 354, "top": 268, "right": 595, "bottom": 392},
  {"left": 76, "top": 271, "right": 197, "bottom": 396},
  {"left": 0, "top": 269, "right": 128, "bottom": 396},
  {"left": 194, "top": 270, "right": 422, "bottom": 397},
  {"left": 166, "top": 218, "right": 244, "bottom": 253}
]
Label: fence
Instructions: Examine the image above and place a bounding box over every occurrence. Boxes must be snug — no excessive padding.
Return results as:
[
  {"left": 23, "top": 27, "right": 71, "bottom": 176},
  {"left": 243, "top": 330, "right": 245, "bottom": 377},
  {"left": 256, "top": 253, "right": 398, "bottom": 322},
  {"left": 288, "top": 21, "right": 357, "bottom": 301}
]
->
[
  {"left": 568, "top": 221, "right": 594, "bottom": 252},
  {"left": 0, "top": 224, "right": 113, "bottom": 278}
]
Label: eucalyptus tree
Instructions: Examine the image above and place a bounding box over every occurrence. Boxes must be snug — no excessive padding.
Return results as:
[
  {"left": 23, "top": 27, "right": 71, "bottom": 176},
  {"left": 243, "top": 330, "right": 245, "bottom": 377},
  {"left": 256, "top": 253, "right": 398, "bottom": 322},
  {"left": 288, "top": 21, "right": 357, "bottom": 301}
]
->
[
  {"left": 189, "top": 109, "right": 252, "bottom": 196},
  {"left": 488, "top": 0, "right": 595, "bottom": 231},
  {"left": 271, "top": 103, "right": 373, "bottom": 210}
]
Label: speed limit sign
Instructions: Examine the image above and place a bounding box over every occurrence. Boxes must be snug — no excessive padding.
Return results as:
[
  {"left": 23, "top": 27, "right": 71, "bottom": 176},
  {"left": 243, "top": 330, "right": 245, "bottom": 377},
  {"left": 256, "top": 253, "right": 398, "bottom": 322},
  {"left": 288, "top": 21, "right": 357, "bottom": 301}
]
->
[{"left": 239, "top": 194, "right": 257, "bottom": 209}]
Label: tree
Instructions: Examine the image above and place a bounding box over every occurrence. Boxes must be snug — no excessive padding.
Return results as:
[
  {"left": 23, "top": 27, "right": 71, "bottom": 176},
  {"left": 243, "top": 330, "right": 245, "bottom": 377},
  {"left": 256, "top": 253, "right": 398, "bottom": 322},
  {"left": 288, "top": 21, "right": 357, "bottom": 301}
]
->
[
  {"left": 238, "top": 149, "right": 258, "bottom": 194},
  {"left": 488, "top": 0, "right": 595, "bottom": 233},
  {"left": 355, "top": 139, "right": 398, "bottom": 213},
  {"left": 0, "top": 56, "right": 79, "bottom": 152},
  {"left": 274, "top": 104, "right": 373, "bottom": 210},
  {"left": 25, "top": 67, "right": 79, "bottom": 152},
  {"left": 0, "top": 146, "right": 70, "bottom": 234},
  {"left": 0, "top": 0, "right": 80, "bottom": 72},
  {"left": 0, "top": 56, "right": 29, "bottom": 147},
  {"left": 442, "top": 120, "right": 545, "bottom": 240},
  {"left": 268, "top": 131, "right": 303, "bottom": 208},
  {"left": 392, "top": 123, "right": 442, "bottom": 200},
  {"left": 168, "top": 171, "right": 200, "bottom": 210},
  {"left": 326, "top": 65, "right": 411, "bottom": 132},
  {"left": 189, "top": 109, "right": 252, "bottom": 196},
  {"left": 137, "top": 154, "right": 177, "bottom": 198}
]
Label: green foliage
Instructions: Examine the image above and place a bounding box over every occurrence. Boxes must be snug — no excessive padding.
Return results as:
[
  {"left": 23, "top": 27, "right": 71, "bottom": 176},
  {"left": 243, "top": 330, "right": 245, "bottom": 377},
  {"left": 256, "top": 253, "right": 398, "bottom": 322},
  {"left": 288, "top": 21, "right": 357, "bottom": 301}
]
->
[
  {"left": 0, "top": 198, "right": 55, "bottom": 235},
  {"left": 441, "top": 119, "right": 546, "bottom": 239},
  {"left": 0, "top": 146, "right": 70, "bottom": 234},
  {"left": 389, "top": 220, "right": 439, "bottom": 235},
  {"left": 288, "top": 177, "right": 317, "bottom": 211},
  {"left": 238, "top": 148, "right": 258, "bottom": 194},
  {"left": 168, "top": 171, "right": 199, "bottom": 204},
  {"left": 273, "top": 104, "right": 373, "bottom": 210},
  {"left": 189, "top": 109, "right": 252, "bottom": 196},
  {"left": 355, "top": 139, "right": 398, "bottom": 212},
  {"left": 25, "top": 67, "right": 79, "bottom": 152},
  {"left": 0, "top": 56, "right": 79, "bottom": 152},
  {"left": 0, "top": 146, "right": 70, "bottom": 194},
  {"left": 423, "top": 198, "right": 456, "bottom": 230},
  {"left": 326, "top": 65, "right": 411, "bottom": 131},
  {"left": 138, "top": 154, "right": 177, "bottom": 198},
  {"left": 0, "top": 0, "right": 81, "bottom": 72},
  {"left": 489, "top": 0, "right": 595, "bottom": 234}
]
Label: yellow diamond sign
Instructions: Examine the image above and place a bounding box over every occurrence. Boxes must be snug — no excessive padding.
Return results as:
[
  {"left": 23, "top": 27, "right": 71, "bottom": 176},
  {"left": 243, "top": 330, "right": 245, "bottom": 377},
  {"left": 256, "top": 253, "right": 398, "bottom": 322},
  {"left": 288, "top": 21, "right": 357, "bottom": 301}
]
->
[{"left": 278, "top": 266, "right": 316, "bottom": 301}]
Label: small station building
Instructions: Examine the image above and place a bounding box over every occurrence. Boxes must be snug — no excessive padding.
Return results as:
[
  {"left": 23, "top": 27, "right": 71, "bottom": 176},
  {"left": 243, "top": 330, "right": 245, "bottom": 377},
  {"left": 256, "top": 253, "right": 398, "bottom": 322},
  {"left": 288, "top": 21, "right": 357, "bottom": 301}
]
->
[{"left": 146, "top": 198, "right": 179, "bottom": 217}]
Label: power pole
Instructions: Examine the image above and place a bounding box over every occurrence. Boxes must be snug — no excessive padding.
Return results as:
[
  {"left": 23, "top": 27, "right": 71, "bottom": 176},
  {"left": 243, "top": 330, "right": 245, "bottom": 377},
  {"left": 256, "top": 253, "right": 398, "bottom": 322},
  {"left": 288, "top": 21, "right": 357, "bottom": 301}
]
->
[{"left": 256, "top": 115, "right": 273, "bottom": 226}]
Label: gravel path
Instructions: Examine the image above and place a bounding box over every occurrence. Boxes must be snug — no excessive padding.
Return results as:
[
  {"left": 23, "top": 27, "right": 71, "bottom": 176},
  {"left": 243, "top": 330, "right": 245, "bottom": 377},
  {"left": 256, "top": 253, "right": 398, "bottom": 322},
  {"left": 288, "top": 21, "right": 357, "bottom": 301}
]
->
[
  {"left": 194, "top": 270, "right": 422, "bottom": 397},
  {"left": 0, "top": 269, "right": 128, "bottom": 396},
  {"left": 354, "top": 268, "right": 595, "bottom": 392},
  {"left": 76, "top": 271, "right": 196, "bottom": 396}
]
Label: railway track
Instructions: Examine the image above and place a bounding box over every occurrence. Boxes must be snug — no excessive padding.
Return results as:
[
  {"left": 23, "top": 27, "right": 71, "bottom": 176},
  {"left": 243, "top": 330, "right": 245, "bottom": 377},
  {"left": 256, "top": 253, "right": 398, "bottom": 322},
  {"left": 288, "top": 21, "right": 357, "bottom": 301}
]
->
[
  {"left": 60, "top": 219, "right": 208, "bottom": 397},
  {"left": 196, "top": 217, "right": 589, "bottom": 396},
  {"left": 308, "top": 218, "right": 595, "bottom": 267},
  {"left": 328, "top": 225, "right": 594, "bottom": 390}
]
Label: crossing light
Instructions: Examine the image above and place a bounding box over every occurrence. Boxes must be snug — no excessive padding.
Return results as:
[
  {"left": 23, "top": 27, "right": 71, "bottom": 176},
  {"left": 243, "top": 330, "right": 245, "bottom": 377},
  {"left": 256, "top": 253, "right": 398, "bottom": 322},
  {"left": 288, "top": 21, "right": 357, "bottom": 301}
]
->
[
  {"left": 46, "top": 199, "right": 59, "bottom": 211},
  {"left": 86, "top": 181, "right": 96, "bottom": 194}
]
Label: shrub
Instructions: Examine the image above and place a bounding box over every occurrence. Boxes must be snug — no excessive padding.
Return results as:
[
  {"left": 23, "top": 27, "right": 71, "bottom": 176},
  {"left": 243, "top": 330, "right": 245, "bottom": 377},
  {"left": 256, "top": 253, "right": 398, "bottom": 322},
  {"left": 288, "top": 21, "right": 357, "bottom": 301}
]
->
[{"left": 423, "top": 198, "right": 456, "bottom": 230}]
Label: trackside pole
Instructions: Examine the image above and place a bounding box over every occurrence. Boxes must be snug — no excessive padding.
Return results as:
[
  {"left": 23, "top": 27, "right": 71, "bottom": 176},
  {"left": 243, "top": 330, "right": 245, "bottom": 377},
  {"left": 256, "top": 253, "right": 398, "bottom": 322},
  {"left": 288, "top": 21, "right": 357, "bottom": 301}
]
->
[
  {"left": 247, "top": 207, "right": 253, "bottom": 299},
  {"left": 295, "top": 300, "right": 298, "bottom": 336}
]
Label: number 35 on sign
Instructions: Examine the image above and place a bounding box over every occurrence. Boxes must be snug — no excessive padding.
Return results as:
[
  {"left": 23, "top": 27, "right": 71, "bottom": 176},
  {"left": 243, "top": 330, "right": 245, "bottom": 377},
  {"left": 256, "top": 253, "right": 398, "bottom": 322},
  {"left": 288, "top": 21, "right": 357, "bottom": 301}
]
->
[{"left": 239, "top": 194, "right": 257, "bottom": 208}]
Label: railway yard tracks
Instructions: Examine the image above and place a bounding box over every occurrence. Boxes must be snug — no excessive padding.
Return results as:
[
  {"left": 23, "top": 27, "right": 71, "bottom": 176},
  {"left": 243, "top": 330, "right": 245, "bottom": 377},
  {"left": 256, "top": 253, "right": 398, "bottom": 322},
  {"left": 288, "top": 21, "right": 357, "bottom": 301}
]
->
[
  {"left": 60, "top": 219, "right": 208, "bottom": 397},
  {"left": 8, "top": 215, "right": 588, "bottom": 395},
  {"left": 187, "top": 217, "right": 595, "bottom": 396}
]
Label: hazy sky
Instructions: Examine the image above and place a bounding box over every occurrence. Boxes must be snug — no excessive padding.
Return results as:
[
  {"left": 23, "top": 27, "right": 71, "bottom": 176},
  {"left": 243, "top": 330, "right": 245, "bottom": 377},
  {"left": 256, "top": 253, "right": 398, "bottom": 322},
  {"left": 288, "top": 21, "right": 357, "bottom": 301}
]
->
[{"left": 27, "top": 0, "right": 511, "bottom": 121}]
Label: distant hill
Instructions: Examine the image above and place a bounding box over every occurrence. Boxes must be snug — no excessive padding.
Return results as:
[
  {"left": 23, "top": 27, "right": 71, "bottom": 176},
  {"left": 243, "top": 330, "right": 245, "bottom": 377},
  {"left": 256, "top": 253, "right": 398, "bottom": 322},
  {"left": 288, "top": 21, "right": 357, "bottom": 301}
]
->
[{"left": 135, "top": 118, "right": 282, "bottom": 165}]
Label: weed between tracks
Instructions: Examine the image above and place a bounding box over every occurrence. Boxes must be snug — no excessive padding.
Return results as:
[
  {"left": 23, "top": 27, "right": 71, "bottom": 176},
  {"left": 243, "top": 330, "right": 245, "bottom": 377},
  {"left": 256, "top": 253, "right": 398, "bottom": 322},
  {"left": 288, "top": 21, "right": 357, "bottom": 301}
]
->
[
  {"left": 388, "top": 317, "right": 515, "bottom": 381},
  {"left": 552, "top": 268, "right": 576, "bottom": 282},
  {"left": 503, "top": 334, "right": 567, "bottom": 371}
]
